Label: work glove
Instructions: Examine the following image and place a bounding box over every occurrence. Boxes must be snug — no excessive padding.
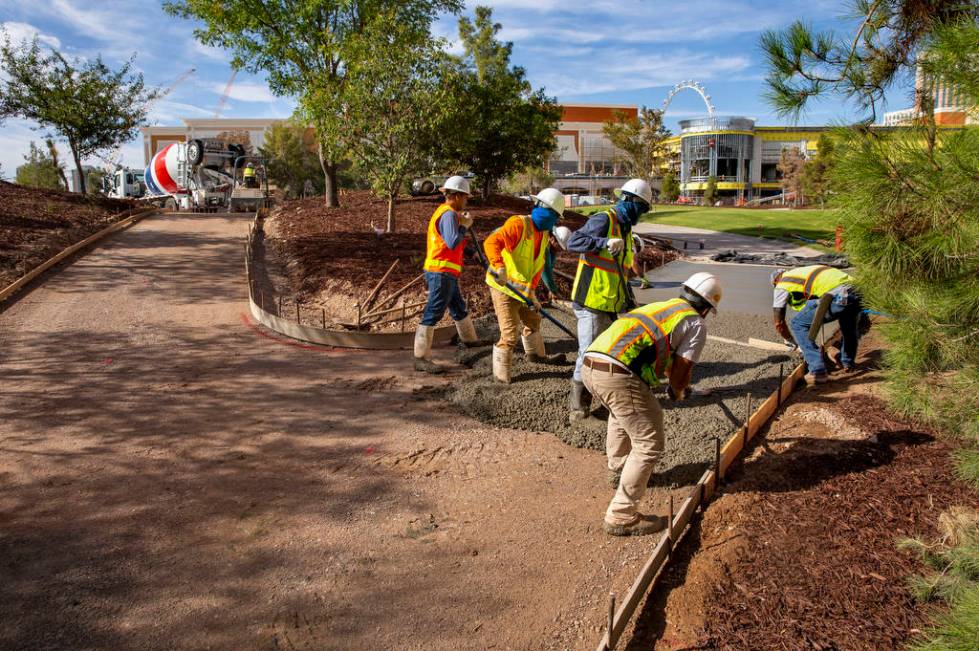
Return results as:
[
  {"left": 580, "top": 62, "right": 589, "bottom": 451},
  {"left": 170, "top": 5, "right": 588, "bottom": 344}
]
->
[
  {"left": 460, "top": 211, "right": 473, "bottom": 228},
  {"left": 607, "top": 238, "right": 625, "bottom": 255},
  {"left": 667, "top": 386, "right": 691, "bottom": 401},
  {"left": 632, "top": 233, "right": 644, "bottom": 253}
]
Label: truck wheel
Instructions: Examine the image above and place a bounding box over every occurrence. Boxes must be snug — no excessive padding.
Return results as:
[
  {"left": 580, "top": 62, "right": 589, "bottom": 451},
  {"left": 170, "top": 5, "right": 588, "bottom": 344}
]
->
[
  {"left": 164, "top": 198, "right": 177, "bottom": 212},
  {"left": 421, "top": 180, "right": 435, "bottom": 195},
  {"left": 187, "top": 139, "right": 204, "bottom": 166}
]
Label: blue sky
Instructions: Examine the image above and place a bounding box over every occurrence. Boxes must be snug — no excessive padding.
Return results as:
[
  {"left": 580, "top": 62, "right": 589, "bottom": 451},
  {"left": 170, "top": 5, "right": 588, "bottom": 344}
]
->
[{"left": 0, "top": 0, "right": 917, "bottom": 177}]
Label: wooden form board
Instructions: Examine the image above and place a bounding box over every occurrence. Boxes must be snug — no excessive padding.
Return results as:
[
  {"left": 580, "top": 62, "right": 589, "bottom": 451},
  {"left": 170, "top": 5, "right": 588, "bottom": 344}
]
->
[
  {"left": 0, "top": 207, "right": 159, "bottom": 305},
  {"left": 595, "top": 358, "right": 808, "bottom": 651}
]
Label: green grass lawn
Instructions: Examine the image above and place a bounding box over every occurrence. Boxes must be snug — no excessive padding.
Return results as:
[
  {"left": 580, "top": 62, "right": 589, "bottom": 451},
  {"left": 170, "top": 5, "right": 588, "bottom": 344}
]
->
[{"left": 575, "top": 204, "right": 840, "bottom": 250}]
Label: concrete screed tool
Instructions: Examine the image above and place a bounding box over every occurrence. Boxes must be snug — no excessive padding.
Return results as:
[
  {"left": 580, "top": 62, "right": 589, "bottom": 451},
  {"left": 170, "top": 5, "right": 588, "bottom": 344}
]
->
[{"left": 468, "top": 224, "right": 578, "bottom": 342}]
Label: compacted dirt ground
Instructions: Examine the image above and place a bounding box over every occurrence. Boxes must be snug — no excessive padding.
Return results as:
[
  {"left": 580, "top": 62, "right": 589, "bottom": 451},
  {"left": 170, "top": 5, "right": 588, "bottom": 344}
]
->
[
  {"left": 620, "top": 335, "right": 978, "bottom": 650},
  {"left": 0, "top": 210, "right": 685, "bottom": 650},
  {"left": 265, "top": 191, "right": 676, "bottom": 329},
  {"left": 0, "top": 181, "right": 135, "bottom": 288}
]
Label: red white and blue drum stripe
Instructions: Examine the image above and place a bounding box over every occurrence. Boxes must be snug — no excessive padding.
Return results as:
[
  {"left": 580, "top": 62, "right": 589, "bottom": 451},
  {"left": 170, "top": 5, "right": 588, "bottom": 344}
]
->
[{"left": 144, "top": 143, "right": 185, "bottom": 196}]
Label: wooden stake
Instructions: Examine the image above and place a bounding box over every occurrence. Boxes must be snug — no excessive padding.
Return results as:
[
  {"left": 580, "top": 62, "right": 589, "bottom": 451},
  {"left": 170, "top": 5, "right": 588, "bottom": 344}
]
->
[
  {"left": 370, "top": 273, "right": 425, "bottom": 312},
  {"left": 607, "top": 592, "right": 616, "bottom": 651},
  {"left": 400, "top": 298, "right": 406, "bottom": 333},
  {"left": 362, "top": 259, "right": 400, "bottom": 312},
  {"left": 744, "top": 393, "right": 753, "bottom": 443},
  {"left": 321, "top": 308, "right": 326, "bottom": 329},
  {"left": 668, "top": 495, "right": 675, "bottom": 555}
]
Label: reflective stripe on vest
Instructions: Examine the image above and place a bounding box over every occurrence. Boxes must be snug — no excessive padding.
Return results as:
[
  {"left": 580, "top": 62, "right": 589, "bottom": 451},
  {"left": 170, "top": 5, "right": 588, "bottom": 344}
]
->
[
  {"left": 776, "top": 265, "right": 852, "bottom": 310},
  {"left": 485, "top": 215, "right": 547, "bottom": 301},
  {"left": 587, "top": 298, "right": 698, "bottom": 384},
  {"left": 572, "top": 210, "right": 634, "bottom": 313},
  {"left": 423, "top": 204, "right": 465, "bottom": 277}
]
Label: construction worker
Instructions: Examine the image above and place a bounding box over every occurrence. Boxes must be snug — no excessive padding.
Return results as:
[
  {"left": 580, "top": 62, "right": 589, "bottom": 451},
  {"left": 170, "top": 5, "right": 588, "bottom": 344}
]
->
[
  {"left": 414, "top": 175, "right": 482, "bottom": 374},
  {"left": 483, "top": 188, "right": 566, "bottom": 383},
  {"left": 582, "top": 273, "right": 722, "bottom": 536},
  {"left": 243, "top": 162, "right": 257, "bottom": 188},
  {"left": 567, "top": 178, "right": 653, "bottom": 422},
  {"left": 770, "top": 265, "right": 863, "bottom": 384}
]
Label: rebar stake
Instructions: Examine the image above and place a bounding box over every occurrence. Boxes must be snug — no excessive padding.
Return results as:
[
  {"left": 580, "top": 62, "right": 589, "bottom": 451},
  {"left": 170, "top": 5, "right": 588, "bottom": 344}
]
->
[
  {"left": 400, "top": 298, "right": 407, "bottom": 333},
  {"left": 321, "top": 308, "right": 326, "bottom": 329},
  {"left": 278, "top": 295, "right": 282, "bottom": 316},
  {"left": 607, "top": 592, "right": 616, "bottom": 651},
  {"left": 777, "top": 363, "right": 784, "bottom": 407},
  {"left": 668, "top": 495, "right": 675, "bottom": 556},
  {"left": 356, "top": 302, "right": 362, "bottom": 328},
  {"left": 714, "top": 437, "right": 721, "bottom": 482},
  {"left": 295, "top": 303, "right": 301, "bottom": 324}
]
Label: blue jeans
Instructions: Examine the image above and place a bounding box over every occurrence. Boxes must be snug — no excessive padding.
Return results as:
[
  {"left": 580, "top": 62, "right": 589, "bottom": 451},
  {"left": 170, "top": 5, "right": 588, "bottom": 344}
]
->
[
  {"left": 420, "top": 271, "right": 467, "bottom": 326},
  {"left": 789, "top": 289, "right": 862, "bottom": 375},
  {"left": 573, "top": 305, "right": 614, "bottom": 382}
]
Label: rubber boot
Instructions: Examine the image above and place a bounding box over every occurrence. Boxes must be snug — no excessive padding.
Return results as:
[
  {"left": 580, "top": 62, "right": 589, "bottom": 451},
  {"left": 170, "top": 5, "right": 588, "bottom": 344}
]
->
[
  {"left": 454, "top": 315, "right": 491, "bottom": 348},
  {"left": 492, "top": 344, "right": 512, "bottom": 384},
  {"left": 413, "top": 325, "right": 444, "bottom": 374},
  {"left": 522, "top": 329, "right": 564, "bottom": 365},
  {"left": 603, "top": 514, "right": 668, "bottom": 537},
  {"left": 568, "top": 379, "right": 592, "bottom": 422}
]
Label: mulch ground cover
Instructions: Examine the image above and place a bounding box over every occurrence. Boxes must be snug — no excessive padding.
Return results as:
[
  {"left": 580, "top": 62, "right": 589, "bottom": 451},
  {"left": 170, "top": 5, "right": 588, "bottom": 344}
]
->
[
  {"left": 0, "top": 181, "right": 135, "bottom": 289},
  {"left": 702, "top": 393, "right": 978, "bottom": 650},
  {"left": 268, "top": 190, "right": 676, "bottom": 321}
]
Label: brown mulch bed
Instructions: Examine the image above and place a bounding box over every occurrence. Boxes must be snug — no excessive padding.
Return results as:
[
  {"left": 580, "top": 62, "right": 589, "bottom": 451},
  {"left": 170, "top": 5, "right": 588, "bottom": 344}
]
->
[
  {"left": 700, "top": 392, "right": 978, "bottom": 650},
  {"left": 267, "top": 191, "right": 677, "bottom": 323},
  {"left": 0, "top": 181, "right": 135, "bottom": 288}
]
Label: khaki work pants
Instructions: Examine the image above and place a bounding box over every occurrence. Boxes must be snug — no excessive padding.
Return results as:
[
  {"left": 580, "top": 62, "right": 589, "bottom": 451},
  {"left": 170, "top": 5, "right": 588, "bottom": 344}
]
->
[
  {"left": 490, "top": 287, "right": 541, "bottom": 349},
  {"left": 581, "top": 362, "right": 665, "bottom": 526}
]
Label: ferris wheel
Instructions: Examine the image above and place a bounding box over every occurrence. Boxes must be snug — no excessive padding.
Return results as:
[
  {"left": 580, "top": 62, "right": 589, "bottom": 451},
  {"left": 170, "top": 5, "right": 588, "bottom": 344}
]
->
[{"left": 663, "top": 80, "right": 716, "bottom": 125}]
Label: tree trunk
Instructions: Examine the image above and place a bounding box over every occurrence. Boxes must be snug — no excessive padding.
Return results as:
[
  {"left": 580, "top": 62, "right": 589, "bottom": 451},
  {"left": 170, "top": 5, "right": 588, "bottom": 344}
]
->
[
  {"left": 317, "top": 140, "right": 339, "bottom": 207},
  {"left": 386, "top": 193, "right": 396, "bottom": 233},
  {"left": 71, "top": 149, "right": 85, "bottom": 195},
  {"left": 47, "top": 140, "right": 70, "bottom": 191},
  {"left": 481, "top": 176, "right": 492, "bottom": 203}
]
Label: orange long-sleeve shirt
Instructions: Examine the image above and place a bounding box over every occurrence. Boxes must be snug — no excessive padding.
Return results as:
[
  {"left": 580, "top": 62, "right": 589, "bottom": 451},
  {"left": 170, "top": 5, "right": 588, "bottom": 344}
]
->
[{"left": 483, "top": 216, "right": 545, "bottom": 288}]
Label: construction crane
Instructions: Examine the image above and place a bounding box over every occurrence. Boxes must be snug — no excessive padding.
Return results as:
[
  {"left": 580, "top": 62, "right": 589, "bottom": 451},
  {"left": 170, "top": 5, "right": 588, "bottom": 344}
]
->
[{"left": 213, "top": 70, "right": 238, "bottom": 118}]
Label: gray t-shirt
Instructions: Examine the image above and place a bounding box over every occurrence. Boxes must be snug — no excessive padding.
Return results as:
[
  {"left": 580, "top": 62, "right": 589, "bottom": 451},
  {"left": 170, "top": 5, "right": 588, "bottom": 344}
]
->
[{"left": 671, "top": 313, "right": 707, "bottom": 363}]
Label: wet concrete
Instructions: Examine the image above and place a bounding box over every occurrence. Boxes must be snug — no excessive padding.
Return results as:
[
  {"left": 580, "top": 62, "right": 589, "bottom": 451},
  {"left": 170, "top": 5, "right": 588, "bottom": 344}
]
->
[{"left": 447, "top": 308, "right": 796, "bottom": 486}]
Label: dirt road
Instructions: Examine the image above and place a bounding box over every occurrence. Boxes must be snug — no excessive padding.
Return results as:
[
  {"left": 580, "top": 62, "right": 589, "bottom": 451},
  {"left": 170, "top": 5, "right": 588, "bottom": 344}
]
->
[{"left": 0, "top": 213, "right": 670, "bottom": 650}]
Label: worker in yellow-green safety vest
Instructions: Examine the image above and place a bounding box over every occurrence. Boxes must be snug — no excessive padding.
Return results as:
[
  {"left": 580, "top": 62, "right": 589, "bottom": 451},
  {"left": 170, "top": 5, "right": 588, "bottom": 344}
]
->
[
  {"left": 771, "top": 265, "right": 863, "bottom": 385},
  {"left": 567, "top": 178, "right": 652, "bottom": 423},
  {"left": 582, "top": 272, "right": 722, "bottom": 537},
  {"left": 243, "top": 162, "right": 257, "bottom": 188},
  {"left": 483, "top": 188, "right": 567, "bottom": 383}
]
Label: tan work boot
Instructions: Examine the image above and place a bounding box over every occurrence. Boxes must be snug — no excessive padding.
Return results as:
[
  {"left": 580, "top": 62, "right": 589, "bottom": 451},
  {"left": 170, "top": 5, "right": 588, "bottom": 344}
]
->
[
  {"left": 805, "top": 372, "right": 828, "bottom": 386},
  {"left": 603, "top": 514, "right": 668, "bottom": 537},
  {"left": 492, "top": 344, "right": 512, "bottom": 383},
  {"left": 522, "top": 329, "right": 564, "bottom": 364},
  {"left": 454, "top": 315, "right": 491, "bottom": 348},
  {"left": 413, "top": 325, "right": 444, "bottom": 375}
]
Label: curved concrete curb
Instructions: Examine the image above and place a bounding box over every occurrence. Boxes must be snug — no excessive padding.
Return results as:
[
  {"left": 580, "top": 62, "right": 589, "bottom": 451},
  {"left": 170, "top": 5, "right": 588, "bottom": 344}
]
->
[
  {"left": 0, "top": 206, "right": 160, "bottom": 306},
  {"left": 245, "top": 216, "right": 455, "bottom": 350}
]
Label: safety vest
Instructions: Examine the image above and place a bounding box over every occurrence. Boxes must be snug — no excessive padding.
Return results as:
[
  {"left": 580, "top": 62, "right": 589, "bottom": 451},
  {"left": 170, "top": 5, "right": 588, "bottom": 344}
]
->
[
  {"left": 587, "top": 298, "right": 699, "bottom": 387},
  {"left": 485, "top": 215, "right": 547, "bottom": 301},
  {"left": 776, "top": 265, "right": 852, "bottom": 311},
  {"left": 572, "top": 210, "right": 633, "bottom": 313},
  {"left": 423, "top": 203, "right": 466, "bottom": 278},
  {"left": 243, "top": 167, "right": 256, "bottom": 178}
]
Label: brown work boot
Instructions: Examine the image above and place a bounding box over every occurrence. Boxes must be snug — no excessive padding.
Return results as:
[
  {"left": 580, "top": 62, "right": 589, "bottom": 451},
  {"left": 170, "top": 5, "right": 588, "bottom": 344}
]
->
[
  {"left": 805, "top": 372, "right": 828, "bottom": 386},
  {"left": 414, "top": 358, "right": 445, "bottom": 375},
  {"left": 603, "top": 514, "right": 668, "bottom": 537}
]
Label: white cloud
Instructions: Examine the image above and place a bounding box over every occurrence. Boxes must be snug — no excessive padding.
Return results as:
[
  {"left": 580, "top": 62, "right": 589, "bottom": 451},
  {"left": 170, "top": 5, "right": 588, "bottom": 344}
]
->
[
  {"left": 211, "top": 81, "right": 276, "bottom": 104},
  {"left": 1, "top": 21, "right": 61, "bottom": 48}
]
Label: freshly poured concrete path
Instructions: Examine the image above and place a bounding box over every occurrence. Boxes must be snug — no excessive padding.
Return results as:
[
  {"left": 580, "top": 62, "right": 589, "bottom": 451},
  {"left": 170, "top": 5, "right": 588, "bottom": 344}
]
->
[{"left": 634, "top": 220, "right": 824, "bottom": 259}]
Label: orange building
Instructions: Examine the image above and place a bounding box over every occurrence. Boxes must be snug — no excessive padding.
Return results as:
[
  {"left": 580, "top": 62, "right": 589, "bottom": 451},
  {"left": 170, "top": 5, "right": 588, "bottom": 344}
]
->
[{"left": 549, "top": 104, "right": 638, "bottom": 176}]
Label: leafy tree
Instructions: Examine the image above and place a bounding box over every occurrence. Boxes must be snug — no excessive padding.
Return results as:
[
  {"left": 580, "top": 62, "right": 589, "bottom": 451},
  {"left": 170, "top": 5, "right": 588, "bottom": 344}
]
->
[
  {"left": 660, "top": 169, "right": 680, "bottom": 203},
  {"left": 801, "top": 134, "right": 836, "bottom": 208},
  {"left": 86, "top": 168, "right": 106, "bottom": 195},
  {"left": 442, "top": 6, "right": 561, "bottom": 200},
  {"left": 777, "top": 146, "right": 806, "bottom": 205},
  {"left": 165, "top": 0, "right": 461, "bottom": 208},
  {"left": 602, "top": 107, "right": 671, "bottom": 179},
  {"left": 0, "top": 36, "right": 159, "bottom": 194},
  {"left": 44, "top": 139, "right": 69, "bottom": 191},
  {"left": 501, "top": 165, "right": 554, "bottom": 196},
  {"left": 343, "top": 12, "right": 447, "bottom": 232},
  {"left": 259, "top": 119, "right": 322, "bottom": 199},
  {"left": 703, "top": 175, "right": 718, "bottom": 205},
  {"left": 761, "top": 2, "right": 979, "bottom": 448},
  {"left": 15, "top": 141, "right": 64, "bottom": 190}
]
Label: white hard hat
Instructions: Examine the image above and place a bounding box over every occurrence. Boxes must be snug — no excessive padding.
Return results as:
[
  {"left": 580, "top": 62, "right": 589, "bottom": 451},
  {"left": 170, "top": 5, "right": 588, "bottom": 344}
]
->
[
  {"left": 440, "top": 175, "right": 471, "bottom": 195},
  {"left": 553, "top": 225, "right": 572, "bottom": 250},
  {"left": 532, "top": 187, "right": 566, "bottom": 216},
  {"left": 682, "top": 272, "right": 722, "bottom": 313},
  {"left": 632, "top": 232, "right": 644, "bottom": 253},
  {"left": 615, "top": 178, "right": 653, "bottom": 205}
]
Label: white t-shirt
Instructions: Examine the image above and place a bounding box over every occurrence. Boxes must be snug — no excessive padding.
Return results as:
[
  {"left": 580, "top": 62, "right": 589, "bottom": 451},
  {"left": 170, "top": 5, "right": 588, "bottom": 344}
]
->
[{"left": 671, "top": 314, "right": 707, "bottom": 363}]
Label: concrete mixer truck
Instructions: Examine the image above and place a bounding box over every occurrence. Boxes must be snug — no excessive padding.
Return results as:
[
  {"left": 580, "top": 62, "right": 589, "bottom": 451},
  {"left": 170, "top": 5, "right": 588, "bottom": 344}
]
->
[{"left": 142, "top": 139, "right": 267, "bottom": 212}]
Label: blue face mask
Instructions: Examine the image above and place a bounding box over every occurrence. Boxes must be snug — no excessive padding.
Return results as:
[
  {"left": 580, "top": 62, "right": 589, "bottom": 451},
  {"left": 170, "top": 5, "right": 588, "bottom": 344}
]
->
[
  {"left": 531, "top": 205, "right": 559, "bottom": 232},
  {"left": 616, "top": 199, "right": 647, "bottom": 226}
]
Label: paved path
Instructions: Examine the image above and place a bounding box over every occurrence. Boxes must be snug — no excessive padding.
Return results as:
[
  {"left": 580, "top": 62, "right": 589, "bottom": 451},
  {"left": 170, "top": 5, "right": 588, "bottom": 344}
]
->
[
  {"left": 0, "top": 212, "right": 661, "bottom": 650},
  {"left": 634, "top": 220, "right": 824, "bottom": 259}
]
